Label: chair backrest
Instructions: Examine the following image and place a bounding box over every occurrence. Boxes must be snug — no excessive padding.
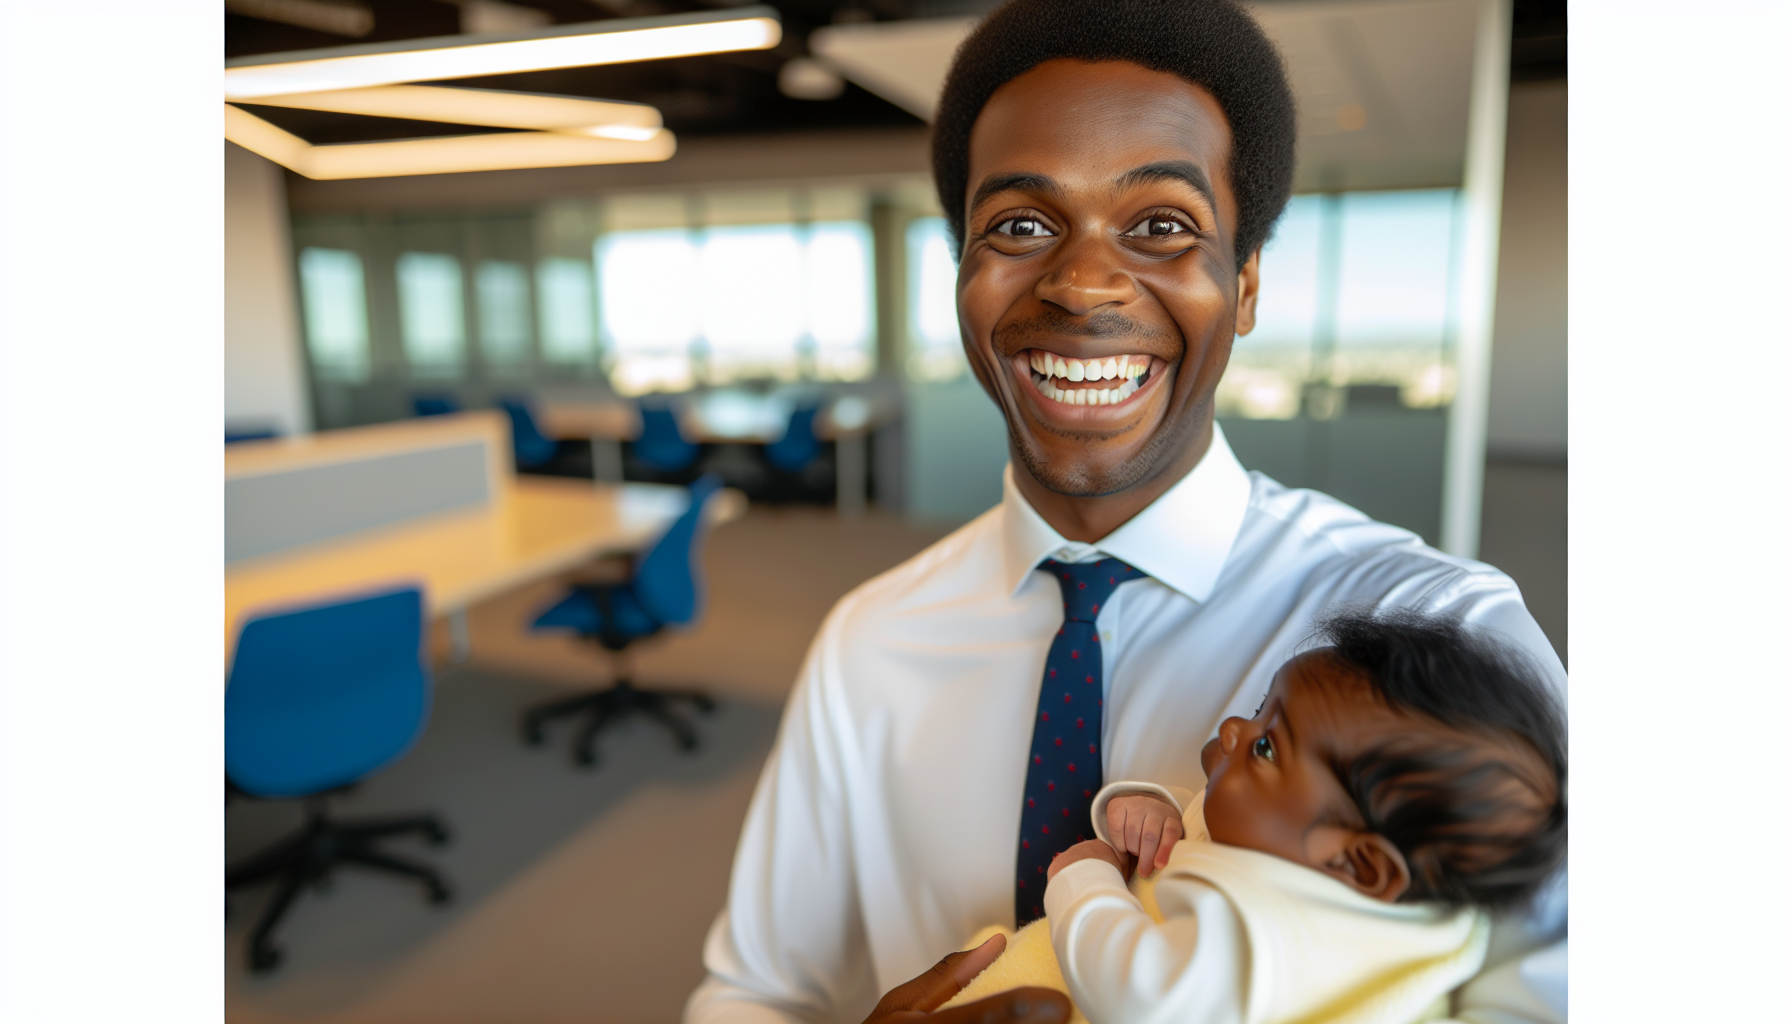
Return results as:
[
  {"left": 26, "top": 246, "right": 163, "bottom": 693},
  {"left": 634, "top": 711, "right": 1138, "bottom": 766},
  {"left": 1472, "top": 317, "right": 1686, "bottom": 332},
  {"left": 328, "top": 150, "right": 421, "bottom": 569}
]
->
[
  {"left": 499, "top": 398, "right": 559, "bottom": 468},
  {"left": 634, "top": 402, "right": 699, "bottom": 471},
  {"left": 413, "top": 394, "right": 459, "bottom": 417},
  {"left": 225, "top": 587, "right": 431, "bottom": 799},
  {"left": 631, "top": 474, "right": 723, "bottom": 625},
  {"left": 764, "top": 405, "right": 822, "bottom": 472}
]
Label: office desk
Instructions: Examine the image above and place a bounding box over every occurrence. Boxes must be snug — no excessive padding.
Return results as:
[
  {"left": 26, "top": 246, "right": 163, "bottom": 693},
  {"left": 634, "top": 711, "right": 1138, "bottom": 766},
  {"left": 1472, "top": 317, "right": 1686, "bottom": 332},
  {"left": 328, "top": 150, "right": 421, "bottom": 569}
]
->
[
  {"left": 226, "top": 477, "right": 744, "bottom": 658},
  {"left": 539, "top": 392, "right": 895, "bottom": 516}
]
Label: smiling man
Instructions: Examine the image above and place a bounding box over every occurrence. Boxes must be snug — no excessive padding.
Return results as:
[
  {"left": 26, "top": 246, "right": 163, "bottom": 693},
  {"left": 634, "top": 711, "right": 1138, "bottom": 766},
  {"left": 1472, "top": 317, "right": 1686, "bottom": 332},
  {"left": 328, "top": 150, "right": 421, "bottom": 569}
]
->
[{"left": 686, "top": 3, "right": 1565, "bottom": 1024}]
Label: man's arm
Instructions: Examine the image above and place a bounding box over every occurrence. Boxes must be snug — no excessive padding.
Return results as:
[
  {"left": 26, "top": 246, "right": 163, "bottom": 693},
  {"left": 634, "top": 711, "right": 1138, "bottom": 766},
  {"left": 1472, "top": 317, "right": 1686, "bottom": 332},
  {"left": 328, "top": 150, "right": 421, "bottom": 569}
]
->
[{"left": 685, "top": 624, "right": 877, "bottom": 1024}]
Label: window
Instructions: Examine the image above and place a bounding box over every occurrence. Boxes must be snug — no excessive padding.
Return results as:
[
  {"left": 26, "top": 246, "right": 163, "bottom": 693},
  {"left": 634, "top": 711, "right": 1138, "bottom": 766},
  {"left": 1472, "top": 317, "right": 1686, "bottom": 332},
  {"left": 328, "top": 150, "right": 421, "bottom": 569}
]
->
[
  {"left": 297, "top": 247, "right": 371, "bottom": 382},
  {"left": 535, "top": 258, "right": 598, "bottom": 364},
  {"left": 1220, "top": 188, "right": 1460, "bottom": 418},
  {"left": 395, "top": 251, "right": 466, "bottom": 376},
  {"left": 475, "top": 260, "right": 532, "bottom": 366},
  {"left": 906, "top": 217, "right": 963, "bottom": 382},
  {"left": 598, "top": 219, "right": 874, "bottom": 395}
]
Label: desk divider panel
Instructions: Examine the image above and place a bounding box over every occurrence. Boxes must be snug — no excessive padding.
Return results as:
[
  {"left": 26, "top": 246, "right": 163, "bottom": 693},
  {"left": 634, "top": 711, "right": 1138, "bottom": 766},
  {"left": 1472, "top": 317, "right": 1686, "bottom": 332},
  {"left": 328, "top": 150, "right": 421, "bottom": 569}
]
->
[{"left": 226, "top": 412, "right": 512, "bottom": 564}]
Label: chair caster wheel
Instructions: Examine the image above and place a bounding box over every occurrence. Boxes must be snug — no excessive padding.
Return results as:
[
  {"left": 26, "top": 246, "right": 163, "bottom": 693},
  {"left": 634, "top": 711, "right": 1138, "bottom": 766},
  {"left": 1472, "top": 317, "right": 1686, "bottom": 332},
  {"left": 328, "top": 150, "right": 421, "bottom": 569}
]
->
[{"left": 251, "top": 946, "right": 283, "bottom": 973}]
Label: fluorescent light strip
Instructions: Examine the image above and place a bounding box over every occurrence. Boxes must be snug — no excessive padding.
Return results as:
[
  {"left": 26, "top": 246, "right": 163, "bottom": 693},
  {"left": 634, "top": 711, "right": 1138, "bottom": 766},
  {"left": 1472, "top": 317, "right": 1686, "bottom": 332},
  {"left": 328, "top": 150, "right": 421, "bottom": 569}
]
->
[
  {"left": 224, "top": 105, "right": 675, "bottom": 179},
  {"left": 244, "top": 85, "right": 661, "bottom": 133},
  {"left": 224, "top": 8, "right": 781, "bottom": 100}
]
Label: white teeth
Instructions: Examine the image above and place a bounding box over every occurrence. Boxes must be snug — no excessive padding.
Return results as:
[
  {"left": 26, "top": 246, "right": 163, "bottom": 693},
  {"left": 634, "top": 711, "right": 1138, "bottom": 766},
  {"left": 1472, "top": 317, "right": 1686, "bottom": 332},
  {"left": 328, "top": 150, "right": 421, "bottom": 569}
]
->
[
  {"left": 1035, "top": 373, "right": 1141, "bottom": 407},
  {"left": 1065, "top": 359, "right": 1084, "bottom": 382},
  {"left": 1101, "top": 357, "right": 1118, "bottom": 380}
]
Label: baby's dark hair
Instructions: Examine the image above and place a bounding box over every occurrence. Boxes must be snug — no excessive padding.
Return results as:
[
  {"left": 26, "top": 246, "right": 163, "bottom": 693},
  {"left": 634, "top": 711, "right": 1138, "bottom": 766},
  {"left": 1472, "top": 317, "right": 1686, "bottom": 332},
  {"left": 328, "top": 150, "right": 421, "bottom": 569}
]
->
[
  {"left": 931, "top": 0, "right": 1297, "bottom": 268},
  {"left": 1313, "top": 609, "right": 1567, "bottom": 914}
]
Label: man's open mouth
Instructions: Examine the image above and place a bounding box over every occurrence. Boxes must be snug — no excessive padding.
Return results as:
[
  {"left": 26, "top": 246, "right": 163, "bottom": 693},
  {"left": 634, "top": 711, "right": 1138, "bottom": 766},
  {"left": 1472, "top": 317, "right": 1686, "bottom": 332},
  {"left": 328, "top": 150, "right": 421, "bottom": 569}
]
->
[{"left": 1023, "top": 350, "right": 1155, "bottom": 407}]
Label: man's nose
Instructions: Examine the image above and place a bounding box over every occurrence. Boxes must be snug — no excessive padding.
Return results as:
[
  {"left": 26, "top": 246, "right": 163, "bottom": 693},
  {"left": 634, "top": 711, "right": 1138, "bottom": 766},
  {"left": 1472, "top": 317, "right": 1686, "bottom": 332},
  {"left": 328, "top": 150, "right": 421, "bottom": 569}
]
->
[{"left": 1033, "top": 232, "right": 1135, "bottom": 315}]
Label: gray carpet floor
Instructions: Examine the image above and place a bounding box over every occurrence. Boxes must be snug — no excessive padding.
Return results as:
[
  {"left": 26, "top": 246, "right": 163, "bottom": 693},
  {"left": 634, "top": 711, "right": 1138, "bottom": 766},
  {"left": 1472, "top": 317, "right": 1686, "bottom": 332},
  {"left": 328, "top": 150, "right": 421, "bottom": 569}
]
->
[{"left": 226, "top": 465, "right": 1565, "bottom": 1023}]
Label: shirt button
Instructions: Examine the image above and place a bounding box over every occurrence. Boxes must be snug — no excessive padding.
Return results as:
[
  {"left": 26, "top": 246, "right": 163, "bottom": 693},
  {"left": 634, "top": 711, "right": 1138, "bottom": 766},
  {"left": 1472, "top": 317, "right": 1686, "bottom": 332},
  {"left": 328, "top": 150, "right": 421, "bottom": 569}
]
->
[{"left": 1102, "top": 631, "right": 1113, "bottom": 642}]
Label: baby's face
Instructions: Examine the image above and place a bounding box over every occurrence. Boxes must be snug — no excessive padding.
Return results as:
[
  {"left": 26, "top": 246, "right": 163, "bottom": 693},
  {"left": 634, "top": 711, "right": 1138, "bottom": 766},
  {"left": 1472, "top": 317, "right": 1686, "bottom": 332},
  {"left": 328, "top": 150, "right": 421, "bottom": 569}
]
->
[{"left": 1198, "top": 651, "right": 1458, "bottom": 896}]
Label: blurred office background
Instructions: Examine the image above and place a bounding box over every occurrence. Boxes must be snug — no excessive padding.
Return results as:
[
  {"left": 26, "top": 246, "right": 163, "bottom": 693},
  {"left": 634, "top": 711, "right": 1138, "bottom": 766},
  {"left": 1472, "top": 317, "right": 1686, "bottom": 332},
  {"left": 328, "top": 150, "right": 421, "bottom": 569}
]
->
[{"left": 223, "top": 0, "right": 1564, "bottom": 1020}]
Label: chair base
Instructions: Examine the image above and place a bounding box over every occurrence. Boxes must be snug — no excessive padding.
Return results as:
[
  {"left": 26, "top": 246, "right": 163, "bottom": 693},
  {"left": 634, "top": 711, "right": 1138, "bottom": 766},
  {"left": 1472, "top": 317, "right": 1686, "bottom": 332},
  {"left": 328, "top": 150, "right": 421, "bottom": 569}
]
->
[
  {"left": 522, "top": 680, "right": 716, "bottom": 767},
  {"left": 225, "top": 802, "right": 451, "bottom": 973}
]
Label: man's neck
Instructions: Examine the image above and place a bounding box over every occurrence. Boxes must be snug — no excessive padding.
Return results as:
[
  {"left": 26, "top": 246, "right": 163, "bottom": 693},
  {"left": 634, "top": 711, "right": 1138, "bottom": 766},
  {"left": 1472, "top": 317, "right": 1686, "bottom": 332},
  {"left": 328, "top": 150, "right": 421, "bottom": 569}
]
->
[{"left": 1012, "top": 421, "right": 1214, "bottom": 543}]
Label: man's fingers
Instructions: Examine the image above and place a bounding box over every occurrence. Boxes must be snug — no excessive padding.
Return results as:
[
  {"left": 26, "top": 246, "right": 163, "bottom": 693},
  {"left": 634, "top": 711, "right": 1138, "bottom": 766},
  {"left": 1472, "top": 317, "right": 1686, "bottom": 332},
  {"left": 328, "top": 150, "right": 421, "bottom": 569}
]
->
[
  {"left": 877, "top": 935, "right": 1007, "bottom": 1014},
  {"left": 927, "top": 987, "right": 1072, "bottom": 1024}
]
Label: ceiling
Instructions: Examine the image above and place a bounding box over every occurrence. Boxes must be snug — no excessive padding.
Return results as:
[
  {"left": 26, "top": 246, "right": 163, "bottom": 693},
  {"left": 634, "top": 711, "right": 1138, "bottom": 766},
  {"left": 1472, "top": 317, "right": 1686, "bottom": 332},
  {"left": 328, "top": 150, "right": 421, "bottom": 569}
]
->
[{"left": 227, "top": 0, "right": 1564, "bottom": 150}]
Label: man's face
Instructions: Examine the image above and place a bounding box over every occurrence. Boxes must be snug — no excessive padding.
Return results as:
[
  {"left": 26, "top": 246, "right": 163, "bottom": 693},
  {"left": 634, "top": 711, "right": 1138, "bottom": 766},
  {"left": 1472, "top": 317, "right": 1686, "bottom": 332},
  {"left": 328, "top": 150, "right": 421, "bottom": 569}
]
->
[{"left": 958, "top": 59, "right": 1258, "bottom": 497}]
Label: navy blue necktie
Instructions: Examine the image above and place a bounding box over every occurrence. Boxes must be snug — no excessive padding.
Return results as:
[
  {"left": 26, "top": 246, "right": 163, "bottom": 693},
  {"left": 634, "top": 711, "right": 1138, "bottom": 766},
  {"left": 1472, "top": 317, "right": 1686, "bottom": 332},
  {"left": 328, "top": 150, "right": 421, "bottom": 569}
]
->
[{"left": 1014, "top": 556, "right": 1145, "bottom": 925}]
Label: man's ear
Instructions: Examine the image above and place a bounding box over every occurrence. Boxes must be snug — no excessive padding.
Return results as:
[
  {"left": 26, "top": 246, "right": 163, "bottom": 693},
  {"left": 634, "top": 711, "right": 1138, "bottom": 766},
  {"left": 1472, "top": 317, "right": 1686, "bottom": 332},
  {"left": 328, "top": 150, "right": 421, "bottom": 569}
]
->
[
  {"left": 1313, "top": 829, "right": 1411, "bottom": 903},
  {"left": 1233, "top": 250, "right": 1261, "bottom": 337}
]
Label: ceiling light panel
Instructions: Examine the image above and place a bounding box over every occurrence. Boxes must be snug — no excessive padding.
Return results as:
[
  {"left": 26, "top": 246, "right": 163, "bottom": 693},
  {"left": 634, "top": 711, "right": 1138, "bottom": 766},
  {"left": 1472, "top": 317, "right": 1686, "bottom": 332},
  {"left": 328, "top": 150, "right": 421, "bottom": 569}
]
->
[
  {"left": 225, "top": 105, "right": 676, "bottom": 179},
  {"left": 245, "top": 85, "right": 661, "bottom": 133},
  {"left": 225, "top": 7, "right": 781, "bottom": 100}
]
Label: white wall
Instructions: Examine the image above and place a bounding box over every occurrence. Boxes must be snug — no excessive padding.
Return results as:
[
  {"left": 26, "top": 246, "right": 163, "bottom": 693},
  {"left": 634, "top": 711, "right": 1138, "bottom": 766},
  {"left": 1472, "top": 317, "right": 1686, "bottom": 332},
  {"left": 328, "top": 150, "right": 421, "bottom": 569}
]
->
[
  {"left": 226, "top": 141, "right": 310, "bottom": 435},
  {"left": 1486, "top": 81, "right": 1567, "bottom": 461}
]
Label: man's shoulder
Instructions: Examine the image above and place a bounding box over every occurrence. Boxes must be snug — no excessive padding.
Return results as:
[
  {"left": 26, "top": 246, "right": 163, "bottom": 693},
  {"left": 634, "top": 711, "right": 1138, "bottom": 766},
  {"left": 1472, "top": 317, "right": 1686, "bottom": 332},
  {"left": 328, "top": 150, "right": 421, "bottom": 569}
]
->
[
  {"left": 1234, "top": 472, "right": 1524, "bottom": 610},
  {"left": 822, "top": 504, "right": 1009, "bottom": 632}
]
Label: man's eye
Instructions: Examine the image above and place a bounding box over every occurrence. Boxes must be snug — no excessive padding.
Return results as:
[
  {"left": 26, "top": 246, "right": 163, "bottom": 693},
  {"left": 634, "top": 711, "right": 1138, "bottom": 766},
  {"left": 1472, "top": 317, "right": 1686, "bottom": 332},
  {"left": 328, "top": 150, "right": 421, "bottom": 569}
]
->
[
  {"left": 996, "top": 217, "right": 1051, "bottom": 238},
  {"left": 1126, "top": 216, "right": 1188, "bottom": 237},
  {"left": 1251, "top": 736, "right": 1275, "bottom": 762}
]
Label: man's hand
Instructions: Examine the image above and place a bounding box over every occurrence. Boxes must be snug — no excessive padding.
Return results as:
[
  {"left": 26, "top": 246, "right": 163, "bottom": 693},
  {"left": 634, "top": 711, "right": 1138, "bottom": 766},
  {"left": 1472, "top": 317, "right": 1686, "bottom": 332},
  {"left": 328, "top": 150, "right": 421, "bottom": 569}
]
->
[
  {"left": 859, "top": 934, "right": 1070, "bottom": 1024},
  {"left": 1105, "top": 793, "right": 1184, "bottom": 878},
  {"left": 1047, "top": 839, "right": 1130, "bottom": 883}
]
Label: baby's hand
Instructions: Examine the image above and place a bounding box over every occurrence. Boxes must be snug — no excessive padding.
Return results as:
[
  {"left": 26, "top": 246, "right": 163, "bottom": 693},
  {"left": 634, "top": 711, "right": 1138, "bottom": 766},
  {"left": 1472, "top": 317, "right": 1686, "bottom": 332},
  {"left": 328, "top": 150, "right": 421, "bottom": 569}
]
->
[
  {"left": 1047, "top": 839, "right": 1129, "bottom": 883},
  {"left": 1105, "top": 794, "right": 1184, "bottom": 878}
]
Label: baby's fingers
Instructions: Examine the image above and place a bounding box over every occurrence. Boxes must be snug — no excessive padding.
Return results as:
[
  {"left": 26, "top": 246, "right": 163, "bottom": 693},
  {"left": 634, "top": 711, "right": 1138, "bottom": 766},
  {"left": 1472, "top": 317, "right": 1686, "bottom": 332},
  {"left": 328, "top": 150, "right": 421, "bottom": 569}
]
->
[{"left": 1153, "top": 817, "right": 1184, "bottom": 872}]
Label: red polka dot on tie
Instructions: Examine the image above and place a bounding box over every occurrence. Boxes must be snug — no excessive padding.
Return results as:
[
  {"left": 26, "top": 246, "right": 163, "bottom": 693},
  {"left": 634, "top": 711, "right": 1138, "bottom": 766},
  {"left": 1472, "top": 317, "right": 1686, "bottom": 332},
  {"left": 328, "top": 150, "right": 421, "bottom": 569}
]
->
[
  {"left": 1019, "top": 880, "right": 1026, "bottom": 889},
  {"left": 1083, "top": 789, "right": 1092, "bottom": 798},
  {"left": 1034, "top": 755, "right": 1043, "bottom": 765},
  {"left": 1085, "top": 675, "right": 1094, "bottom": 684},
  {"left": 1049, "top": 668, "right": 1057, "bottom": 678},
  {"left": 1091, "top": 604, "right": 1099, "bottom": 615},
  {"left": 1028, "top": 798, "right": 1036, "bottom": 808},
  {"left": 1071, "top": 650, "right": 1080, "bottom": 660},
  {"left": 1067, "top": 763, "right": 1077, "bottom": 772},
  {"left": 1047, "top": 781, "right": 1056, "bottom": 792},
  {"left": 1061, "top": 807, "right": 1070, "bottom": 817},
  {"left": 1054, "top": 737, "right": 1063, "bottom": 747},
  {"left": 1075, "top": 717, "right": 1084, "bottom": 729},
  {"left": 1038, "top": 865, "right": 1045, "bottom": 873},
  {"left": 1063, "top": 693, "right": 1072, "bottom": 703},
  {"left": 1041, "top": 712, "right": 1050, "bottom": 723},
  {"left": 1089, "top": 743, "right": 1097, "bottom": 754},
  {"left": 1042, "top": 825, "right": 1051, "bottom": 834},
  {"left": 1078, "top": 581, "right": 1087, "bottom": 590},
  {"left": 1023, "top": 839, "right": 1031, "bottom": 849}
]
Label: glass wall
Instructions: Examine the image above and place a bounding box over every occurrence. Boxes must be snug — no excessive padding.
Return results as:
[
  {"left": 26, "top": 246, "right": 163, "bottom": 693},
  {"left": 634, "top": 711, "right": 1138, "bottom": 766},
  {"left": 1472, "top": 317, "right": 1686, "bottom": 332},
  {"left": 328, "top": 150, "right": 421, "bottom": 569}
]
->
[{"left": 291, "top": 187, "right": 878, "bottom": 426}]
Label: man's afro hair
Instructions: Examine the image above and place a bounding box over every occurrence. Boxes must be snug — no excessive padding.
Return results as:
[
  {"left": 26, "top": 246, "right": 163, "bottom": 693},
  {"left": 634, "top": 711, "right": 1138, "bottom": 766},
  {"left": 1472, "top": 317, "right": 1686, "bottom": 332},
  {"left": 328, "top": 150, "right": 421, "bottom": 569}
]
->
[{"left": 931, "top": 0, "right": 1297, "bottom": 270}]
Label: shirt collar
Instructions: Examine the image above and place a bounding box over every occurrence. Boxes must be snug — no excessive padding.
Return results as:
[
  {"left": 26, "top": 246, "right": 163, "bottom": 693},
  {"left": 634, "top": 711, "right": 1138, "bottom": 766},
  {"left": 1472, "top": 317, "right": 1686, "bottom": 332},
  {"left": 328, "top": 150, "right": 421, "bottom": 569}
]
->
[{"left": 1000, "top": 422, "right": 1254, "bottom": 604}]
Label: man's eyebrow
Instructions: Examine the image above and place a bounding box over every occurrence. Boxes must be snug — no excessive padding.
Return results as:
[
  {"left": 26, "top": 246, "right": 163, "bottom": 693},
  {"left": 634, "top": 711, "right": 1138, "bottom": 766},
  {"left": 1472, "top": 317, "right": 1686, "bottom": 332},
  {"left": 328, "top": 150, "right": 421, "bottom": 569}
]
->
[
  {"left": 1114, "top": 161, "right": 1215, "bottom": 207},
  {"left": 968, "top": 172, "right": 1065, "bottom": 214}
]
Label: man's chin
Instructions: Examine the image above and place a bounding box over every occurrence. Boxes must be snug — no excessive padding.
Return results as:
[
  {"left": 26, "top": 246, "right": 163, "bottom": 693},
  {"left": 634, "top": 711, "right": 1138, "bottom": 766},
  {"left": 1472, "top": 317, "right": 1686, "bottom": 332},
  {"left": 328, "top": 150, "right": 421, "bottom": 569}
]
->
[{"left": 1011, "top": 431, "right": 1173, "bottom": 499}]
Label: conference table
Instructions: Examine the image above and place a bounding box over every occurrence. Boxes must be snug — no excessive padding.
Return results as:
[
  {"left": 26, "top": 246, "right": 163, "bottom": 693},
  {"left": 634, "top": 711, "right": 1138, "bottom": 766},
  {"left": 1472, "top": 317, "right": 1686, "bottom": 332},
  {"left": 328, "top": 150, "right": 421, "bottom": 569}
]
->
[
  {"left": 225, "top": 413, "right": 744, "bottom": 664},
  {"left": 536, "top": 390, "right": 895, "bottom": 517}
]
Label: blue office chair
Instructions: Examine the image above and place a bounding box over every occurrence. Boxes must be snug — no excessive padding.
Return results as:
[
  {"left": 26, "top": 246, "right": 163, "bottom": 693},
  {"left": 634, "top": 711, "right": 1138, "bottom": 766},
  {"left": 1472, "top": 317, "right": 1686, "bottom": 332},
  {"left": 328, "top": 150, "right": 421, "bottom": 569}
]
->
[
  {"left": 413, "top": 394, "right": 460, "bottom": 417},
  {"left": 764, "top": 405, "right": 822, "bottom": 473},
  {"left": 499, "top": 397, "right": 560, "bottom": 470},
  {"left": 224, "top": 587, "right": 451, "bottom": 972},
  {"left": 631, "top": 401, "right": 700, "bottom": 473},
  {"left": 523, "top": 474, "right": 723, "bottom": 766}
]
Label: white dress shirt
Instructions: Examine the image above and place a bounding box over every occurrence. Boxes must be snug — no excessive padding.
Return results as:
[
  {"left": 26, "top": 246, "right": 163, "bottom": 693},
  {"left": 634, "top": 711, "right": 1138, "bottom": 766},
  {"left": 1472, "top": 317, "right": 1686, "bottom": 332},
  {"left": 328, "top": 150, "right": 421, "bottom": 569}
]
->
[{"left": 686, "top": 425, "right": 1566, "bottom": 1024}]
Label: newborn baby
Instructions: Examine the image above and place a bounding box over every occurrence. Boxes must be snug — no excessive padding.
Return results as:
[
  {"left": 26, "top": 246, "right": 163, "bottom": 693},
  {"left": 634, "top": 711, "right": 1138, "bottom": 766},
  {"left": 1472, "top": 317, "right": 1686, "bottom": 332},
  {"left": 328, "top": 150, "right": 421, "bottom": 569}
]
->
[{"left": 945, "top": 610, "right": 1566, "bottom": 1024}]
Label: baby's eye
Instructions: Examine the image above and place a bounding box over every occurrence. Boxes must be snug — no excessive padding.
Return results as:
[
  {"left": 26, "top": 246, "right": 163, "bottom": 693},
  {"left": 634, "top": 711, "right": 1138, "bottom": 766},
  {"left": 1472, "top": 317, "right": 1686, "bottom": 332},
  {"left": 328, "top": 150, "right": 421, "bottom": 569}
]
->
[
  {"left": 996, "top": 217, "right": 1053, "bottom": 238},
  {"left": 1251, "top": 735, "right": 1276, "bottom": 762}
]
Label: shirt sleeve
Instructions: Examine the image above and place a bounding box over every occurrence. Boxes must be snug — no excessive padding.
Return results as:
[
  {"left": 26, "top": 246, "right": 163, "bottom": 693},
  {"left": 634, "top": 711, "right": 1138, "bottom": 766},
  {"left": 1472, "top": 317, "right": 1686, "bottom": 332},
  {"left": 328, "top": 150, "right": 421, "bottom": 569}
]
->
[
  {"left": 1043, "top": 858, "right": 1248, "bottom": 1024},
  {"left": 684, "top": 614, "right": 878, "bottom": 1024}
]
